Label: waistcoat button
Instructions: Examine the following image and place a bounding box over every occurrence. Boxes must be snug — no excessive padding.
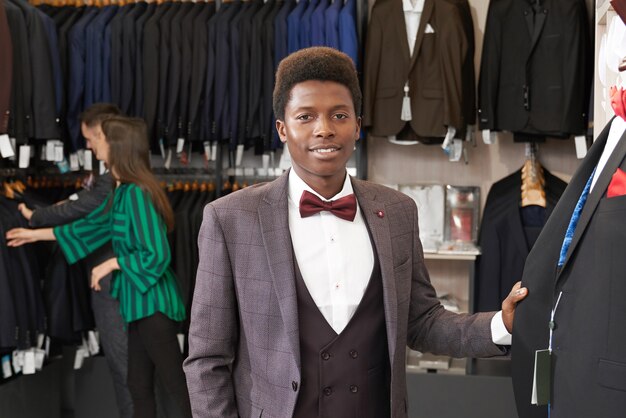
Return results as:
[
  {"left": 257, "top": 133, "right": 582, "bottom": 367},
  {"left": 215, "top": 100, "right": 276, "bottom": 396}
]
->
[
  {"left": 350, "top": 385, "right": 358, "bottom": 393},
  {"left": 323, "top": 386, "right": 333, "bottom": 396},
  {"left": 321, "top": 351, "right": 330, "bottom": 360}
]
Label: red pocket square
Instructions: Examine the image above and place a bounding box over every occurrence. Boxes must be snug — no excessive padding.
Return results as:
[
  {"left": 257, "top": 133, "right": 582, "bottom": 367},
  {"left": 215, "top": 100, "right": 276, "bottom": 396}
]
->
[{"left": 607, "top": 168, "right": 626, "bottom": 198}]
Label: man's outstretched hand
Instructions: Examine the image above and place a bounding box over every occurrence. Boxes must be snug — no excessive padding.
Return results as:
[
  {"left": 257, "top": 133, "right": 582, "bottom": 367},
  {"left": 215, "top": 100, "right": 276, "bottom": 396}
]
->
[{"left": 502, "top": 281, "right": 528, "bottom": 333}]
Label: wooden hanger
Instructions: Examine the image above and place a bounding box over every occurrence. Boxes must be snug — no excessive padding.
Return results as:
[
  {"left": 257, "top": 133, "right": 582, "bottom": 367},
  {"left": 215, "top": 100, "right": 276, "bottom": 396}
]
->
[{"left": 521, "top": 143, "right": 546, "bottom": 208}]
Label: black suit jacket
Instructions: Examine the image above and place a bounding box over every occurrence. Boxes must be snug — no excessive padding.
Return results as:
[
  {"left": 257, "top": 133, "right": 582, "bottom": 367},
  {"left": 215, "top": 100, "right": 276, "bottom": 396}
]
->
[
  {"left": 260, "top": 0, "right": 283, "bottom": 152},
  {"left": 512, "top": 119, "right": 626, "bottom": 418},
  {"left": 142, "top": 3, "right": 171, "bottom": 147},
  {"left": 187, "top": 1, "right": 216, "bottom": 142},
  {"left": 120, "top": 2, "right": 147, "bottom": 116},
  {"left": 0, "top": 0, "right": 12, "bottom": 134},
  {"left": 134, "top": 3, "right": 156, "bottom": 118},
  {"left": 110, "top": 4, "right": 134, "bottom": 109},
  {"left": 475, "top": 169, "right": 566, "bottom": 312},
  {"left": 478, "top": 0, "right": 591, "bottom": 137},
  {"left": 157, "top": 3, "right": 180, "bottom": 143},
  {"left": 178, "top": 3, "right": 204, "bottom": 141}
]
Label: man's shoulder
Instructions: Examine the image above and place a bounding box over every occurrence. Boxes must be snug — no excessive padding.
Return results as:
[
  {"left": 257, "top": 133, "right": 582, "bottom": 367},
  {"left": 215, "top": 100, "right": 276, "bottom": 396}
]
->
[
  {"left": 353, "top": 178, "right": 414, "bottom": 206},
  {"left": 209, "top": 179, "right": 280, "bottom": 213}
]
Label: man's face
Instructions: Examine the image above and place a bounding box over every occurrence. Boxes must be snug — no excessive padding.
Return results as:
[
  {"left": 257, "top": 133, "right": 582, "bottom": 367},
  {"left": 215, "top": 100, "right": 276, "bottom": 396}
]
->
[
  {"left": 276, "top": 80, "right": 360, "bottom": 188},
  {"left": 81, "top": 123, "right": 109, "bottom": 163}
]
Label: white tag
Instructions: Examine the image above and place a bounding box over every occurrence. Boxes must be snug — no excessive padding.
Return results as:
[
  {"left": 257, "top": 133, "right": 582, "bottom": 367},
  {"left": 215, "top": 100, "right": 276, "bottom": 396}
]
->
[
  {"left": 77, "top": 149, "right": 85, "bottom": 167},
  {"left": 84, "top": 150, "right": 93, "bottom": 171},
  {"left": 448, "top": 139, "right": 463, "bottom": 162},
  {"left": 9, "top": 137, "right": 16, "bottom": 160},
  {"left": 234, "top": 168, "right": 244, "bottom": 177},
  {"left": 69, "top": 153, "right": 79, "bottom": 171},
  {"left": 22, "top": 350, "right": 35, "bottom": 375},
  {"left": 203, "top": 141, "right": 211, "bottom": 160},
  {"left": 574, "top": 135, "right": 587, "bottom": 159},
  {"left": 1, "top": 355, "right": 11, "bottom": 378},
  {"left": 278, "top": 146, "right": 292, "bottom": 170},
  {"left": 19, "top": 145, "right": 31, "bottom": 168},
  {"left": 177, "top": 333, "right": 185, "bottom": 353},
  {"left": 34, "top": 349, "right": 45, "bottom": 371},
  {"left": 12, "top": 351, "right": 22, "bottom": 374},
  {"left": 54, "top": 143, "right": 64, "bottom": 162},
  {"left": 56, "top": 158, "right": 70, "bottom": 174},
  {"left": 40, "top": 145, "right": 46, "bottom": 161},
  {"left": 482, "top": 129, "right": 497, "bottom": 145},
  {"left": 99, "top": 160, "right": 106, "bottom": 175},
  {"left": 0, "top": 134, "right": 14, "bottom": 158},
  {"left": 159, "top": 139, "right": 166, "bottom": 160},
  {"left": 73, "top": 348, "right": 86, "bottom": 370},
  {"left": 244, "top": 167, "right": 255, "bottom": 177},
  {"left": 176, "top": 138, "right": 185, "bottom": 154},
  {"left": 235, "top": 144, "right": 244, "bottom": 166},
  {"left": 37, "top": 334, "right": 45, "bottom": 349},
  {"left": 262, "top": 154, "right": 270, "bottom": 171},
  {"left": 44, "top": 336, "right": 50, "bottom": 357},
  {"left": 87, "top": 331, "right": 99, "bottom": 355},
  {"left": 164, "top": 149, "right": 172, "bottom": 170},
  {"left": 69, "top": 193, "right": 79, "bottom": 201},
  {"left": 211, "top": 143, "right": 217, "bottom": 162}
]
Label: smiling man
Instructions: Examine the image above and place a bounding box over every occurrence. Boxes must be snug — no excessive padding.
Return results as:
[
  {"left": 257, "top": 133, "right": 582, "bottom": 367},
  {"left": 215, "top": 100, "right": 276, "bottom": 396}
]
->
[{"left": 183, "top": 47, "right": 527, "bottom": 418}]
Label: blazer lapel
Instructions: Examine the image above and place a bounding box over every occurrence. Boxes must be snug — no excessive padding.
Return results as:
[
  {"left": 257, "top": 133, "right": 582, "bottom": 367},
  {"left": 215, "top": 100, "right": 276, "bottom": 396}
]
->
[
  {"left": 258, "top": 171, "right": 301, "bottom": 369},
  {"left": 409, "top": 0, "right": 433, "bottom": 70},
  {"left": 557, "top": 120, "right": 621, "bottom": 279},
  {"left": 526, "top": 2, "right": 547, "bottom": 60},
  {"left": 352, "top": 178, "right": 397, "bottom": 368}
]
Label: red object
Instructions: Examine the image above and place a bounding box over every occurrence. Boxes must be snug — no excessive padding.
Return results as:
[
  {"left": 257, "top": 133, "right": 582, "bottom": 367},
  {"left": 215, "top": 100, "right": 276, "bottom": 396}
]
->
[
  {"left": 376, "top": 210, "right": 385, "bottom": 218},
  {"left": 611, "top": 0, "right": 626, "bottom": 26},
  {"left": 610, "top": 86, "right": 626, "bottom": 121},
  {"left": 607, "top": 168, "right": 626, "bottom": 198},
  {"left": 299, "top": 190, "right": 357, "bottom": 221}
]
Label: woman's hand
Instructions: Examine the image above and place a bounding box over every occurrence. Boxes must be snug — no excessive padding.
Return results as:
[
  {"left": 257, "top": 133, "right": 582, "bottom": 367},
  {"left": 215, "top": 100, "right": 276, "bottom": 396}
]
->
[
  {"left": 17, "top": 203, "right": 33, "bottom": 221},
  {"left": 6, "top": 228, "right": 54, "bottom": 247},
  {"left": 91, "top": 258, "right": 120, "bottom": 291}
]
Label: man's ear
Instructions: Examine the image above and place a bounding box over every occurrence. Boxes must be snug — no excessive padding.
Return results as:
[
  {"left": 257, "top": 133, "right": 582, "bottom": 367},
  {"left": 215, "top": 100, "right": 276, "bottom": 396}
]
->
[{"left": 276, "top": 119, "right": 287, "bottom": 143}]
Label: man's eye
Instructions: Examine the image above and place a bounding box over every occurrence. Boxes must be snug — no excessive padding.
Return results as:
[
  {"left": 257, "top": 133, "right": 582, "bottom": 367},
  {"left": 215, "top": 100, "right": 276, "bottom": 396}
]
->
[
  {"left": 334, "top": 114, "right": 348, "bottom": 120},
  {"left": 297, "top": 115, "right": 312, "bottom": 121}
]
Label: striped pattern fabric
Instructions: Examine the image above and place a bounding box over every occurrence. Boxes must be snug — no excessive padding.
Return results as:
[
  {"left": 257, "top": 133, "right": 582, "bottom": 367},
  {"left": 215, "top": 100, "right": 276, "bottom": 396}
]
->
[{"left": 54, "top": 183, "right": 185, "bottom": 323}]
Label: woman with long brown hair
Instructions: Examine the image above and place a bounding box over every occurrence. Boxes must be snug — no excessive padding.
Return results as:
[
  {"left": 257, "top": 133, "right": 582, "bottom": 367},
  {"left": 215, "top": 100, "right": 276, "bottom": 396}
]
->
[{"left": 6, "top": 116, "right": 192, "bottom": 418}]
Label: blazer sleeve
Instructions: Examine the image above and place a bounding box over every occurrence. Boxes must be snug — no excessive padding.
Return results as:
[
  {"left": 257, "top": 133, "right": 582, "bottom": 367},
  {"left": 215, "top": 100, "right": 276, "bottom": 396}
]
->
[
  {"left": 405, "top": 199, "right": 505, "bottom": 358},
  {"left": 53, "top": 196, "right": 113, "bottom": 264},
  {"left": 183, "top": 203, "right": 239, "bottom": 418},
  {"left": 362, "top": 6, "right": 382, "bottom": 127},
  {"left": 477, "top": 2, "right": 501, "bottom": 130},
  {"left": 30, "top": 173, "right": 114, "bottom": 227},
  {"left": 116, "top": 185, "right": 171, "bottom": 294}
]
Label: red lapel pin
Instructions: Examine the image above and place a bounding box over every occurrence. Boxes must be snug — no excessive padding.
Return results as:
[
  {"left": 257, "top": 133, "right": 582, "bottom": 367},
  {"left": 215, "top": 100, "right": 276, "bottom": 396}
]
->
[{"left": 376, "top": 210, "right": 384, "bottom": 218}]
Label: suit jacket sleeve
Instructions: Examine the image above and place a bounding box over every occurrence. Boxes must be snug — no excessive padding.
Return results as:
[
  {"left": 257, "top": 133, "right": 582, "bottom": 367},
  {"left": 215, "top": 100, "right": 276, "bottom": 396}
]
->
[
  {"left": 184, "top": 203, "right": 239, "bottom": 418},
  {"left": 362, "top": 6, "right": 382, "bottom": 127},
  {"left": 30, "top": 173, "right": 114, "bottom": 227},
  {"left": 477, "top": 2, "right": 501, "bottom": 130},
  {"left": 405, "top": 199, "right": 504, "bottom": 358}
]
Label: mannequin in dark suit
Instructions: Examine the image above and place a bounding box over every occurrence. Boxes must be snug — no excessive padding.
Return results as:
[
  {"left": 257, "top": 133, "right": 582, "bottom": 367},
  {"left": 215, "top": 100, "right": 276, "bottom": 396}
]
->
[{"left": 512, "top": 113, "right": 626, "bottom": 418}]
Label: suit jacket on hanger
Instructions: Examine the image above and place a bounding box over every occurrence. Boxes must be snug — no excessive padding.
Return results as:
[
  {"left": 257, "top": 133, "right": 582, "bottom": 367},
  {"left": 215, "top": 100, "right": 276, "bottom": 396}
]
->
[
  {"left": 363, "top": 0, "right": 467, "bottom": 140},
  {"left": 478, "top": 0, "right": 591, "bottom": 138},
  {"left": 0, "top": 0, "right": 12, "bottom": 134},
  {"left": 512, "top": 118, "right": 626, "bottom": 418}
]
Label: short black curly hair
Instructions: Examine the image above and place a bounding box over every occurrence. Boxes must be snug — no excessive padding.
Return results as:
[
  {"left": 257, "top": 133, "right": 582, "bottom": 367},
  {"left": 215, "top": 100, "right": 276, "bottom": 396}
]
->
[{"left": 273, "top": 47, "right": 362, "bottom": 121}]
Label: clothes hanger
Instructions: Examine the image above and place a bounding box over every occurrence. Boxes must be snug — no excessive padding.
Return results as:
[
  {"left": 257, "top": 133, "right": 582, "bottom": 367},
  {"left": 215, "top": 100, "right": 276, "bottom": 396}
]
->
[{"left": 521, "top": 143, "right": 547, "bottom": 208}]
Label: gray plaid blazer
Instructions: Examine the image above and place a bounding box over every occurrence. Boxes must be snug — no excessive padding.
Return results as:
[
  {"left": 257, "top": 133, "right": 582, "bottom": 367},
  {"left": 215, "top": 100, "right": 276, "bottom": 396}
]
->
[{"left": 184, "top": 171, "right": 503, "bottom": 418}]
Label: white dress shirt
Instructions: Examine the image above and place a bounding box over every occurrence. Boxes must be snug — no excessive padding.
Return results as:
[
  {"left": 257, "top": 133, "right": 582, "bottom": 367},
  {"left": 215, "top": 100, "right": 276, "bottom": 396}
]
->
[
  {"left": 288, "top": 170, "right": 374, "bottom": 334},
  {"left": 403, "top": 0, "right": 425, "bottom": 57},
  {"left": 590, "top": 116, "right": 626, "bottom": 192},
  {"left": 288, "top": 169, "right": 511, "bottom": 343}
]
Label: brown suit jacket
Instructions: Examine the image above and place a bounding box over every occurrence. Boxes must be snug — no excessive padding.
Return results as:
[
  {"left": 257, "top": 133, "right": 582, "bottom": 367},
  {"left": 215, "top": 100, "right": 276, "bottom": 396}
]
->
[
  {"left": 363, "top": 0, "right": 467, "bottom": 139},
  {"left": 184, "top": 171, "right": 503, "bottom": 418}
]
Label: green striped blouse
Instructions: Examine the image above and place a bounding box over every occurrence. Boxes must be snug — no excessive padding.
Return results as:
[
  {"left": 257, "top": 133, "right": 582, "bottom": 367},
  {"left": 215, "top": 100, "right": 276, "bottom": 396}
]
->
[{"left": 54, "top": 183, "right": 185, "bottom": 324}]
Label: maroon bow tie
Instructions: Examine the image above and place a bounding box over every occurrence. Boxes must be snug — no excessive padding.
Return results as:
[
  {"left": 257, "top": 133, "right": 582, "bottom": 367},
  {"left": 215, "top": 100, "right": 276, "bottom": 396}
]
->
[{"left": 299, "top": 190, "right": 357, "bottom": 222}]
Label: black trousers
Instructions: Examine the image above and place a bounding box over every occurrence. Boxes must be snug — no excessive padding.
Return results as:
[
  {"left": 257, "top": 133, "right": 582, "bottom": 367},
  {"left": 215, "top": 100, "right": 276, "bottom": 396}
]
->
[{"left": 127, "top": 313, "right": 192, "bottom": 418}]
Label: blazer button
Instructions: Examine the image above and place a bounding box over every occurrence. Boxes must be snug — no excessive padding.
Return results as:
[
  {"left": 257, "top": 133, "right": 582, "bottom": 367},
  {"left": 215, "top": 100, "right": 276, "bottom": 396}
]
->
[
  {"left": 292, "top": 381, "right": 298, "bottom": 392},
  {"left": 321, "top": 351, "right": 331, "bottom": 360},
  {"left": 349, "top": 350, "right": 358, "bottom": 359},
  {"left": 323, "top": 386, "right": 333, "bottom": 396},
  {"left": 350, "top": 385, "right": 358, "bottom": 393}
]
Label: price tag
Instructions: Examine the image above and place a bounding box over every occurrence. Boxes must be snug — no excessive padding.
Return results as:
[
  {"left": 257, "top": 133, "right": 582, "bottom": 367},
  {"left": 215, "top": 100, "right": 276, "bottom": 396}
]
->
[
  {"left": 77, "top": 149, "right": 85, "bottom": 167},
  {"left": 54, "top": 143, "right": 64, "bottom": 162},
  {"left": 0, "top": 134, "right": 14, "bottom": 158},
  {"left": 164, "top": 149, "right": 172, "bottom": 170},
  {"left": 448, "top": 139, "right": 463, "bottom": 162},
  {"left": 99, "top": 160, "right": 106, "bottom": 175},
  {"left": 482, "top": 129, "right": 496, "bottom": 145},
  {"left": 73, "top": 348, "right": 86, "bottom": 370},
  {"left": 84, "top": 150, "right": 93, "bottom": 171},
  {"left": 69, "top": 153, "right": 79, "bottom": 171},
  {"left": 278, "top": 146, "right": 292, "bottom": 170},
  {"left": 235, "top": 144, "right": 244, "bottom": 166},
  {"left": 204, "top": 141, "right": 211, "bottom": 160},
  {"left": 22, "top": 350, "right": 35, "bottom": 375},
  {"left": 177, "top": 333, "right": 185, "bottom": 354},
  {"left": 574, "top": 135, "right": 587, "bottom": 159},
  {"left": 211, "top": 143, "right": 217, "bottom": 162},
  {"left": 19, "top": 145, "right": 31, "bottom": 168},
  {"left": 34, "top": 349, "right": 45, "bottom": 371},
  {"left": 2, "top": 355, "right": 12, "bottom": 379},
  {"left": 12, "top": 351, "right": 23, "bottom": 374},
  {"left": 87, "top": 331, "right": 100, "bottom": 355},
  {"left": 176, "top": 138, "right": 185, "bottom": 154},
  {"left": 9, "top": 137, "right": 16, "bottom": 161}
]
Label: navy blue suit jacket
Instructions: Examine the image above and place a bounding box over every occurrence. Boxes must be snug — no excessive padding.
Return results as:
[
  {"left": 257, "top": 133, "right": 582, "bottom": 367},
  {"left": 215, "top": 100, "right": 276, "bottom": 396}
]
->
[
  {"left": 299, "top": 0, "right": 318, "bottom": 49},
  {"left": 310, "top": 0, "right": 328, "bottom": 46},
  {"left": 286, "top": 0, "right": 307, "bottom": 54},
  {"left": 133, "top": 3, "right": 156, "bottom": 118},
  {"left": 324, "top": 0, "right": 341, "bottom": 49},
  {"left": 339, "top": 0, "right": 358, "bottom": 68}
]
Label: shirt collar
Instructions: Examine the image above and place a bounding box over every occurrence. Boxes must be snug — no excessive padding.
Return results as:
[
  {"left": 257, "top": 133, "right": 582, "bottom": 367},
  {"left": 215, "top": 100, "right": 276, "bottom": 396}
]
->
[
  {"left": 402, "top": 0, "right": 424, "bottom": 13},
  {"left": 288, "top": 168, "right": 354, "bottom": 208}
]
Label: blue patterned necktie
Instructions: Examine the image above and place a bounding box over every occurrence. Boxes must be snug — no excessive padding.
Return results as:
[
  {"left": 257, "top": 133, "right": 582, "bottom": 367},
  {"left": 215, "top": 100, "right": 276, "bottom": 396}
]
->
[{"left": 558, "top": 168, "right": 596, "bottom": 267}]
